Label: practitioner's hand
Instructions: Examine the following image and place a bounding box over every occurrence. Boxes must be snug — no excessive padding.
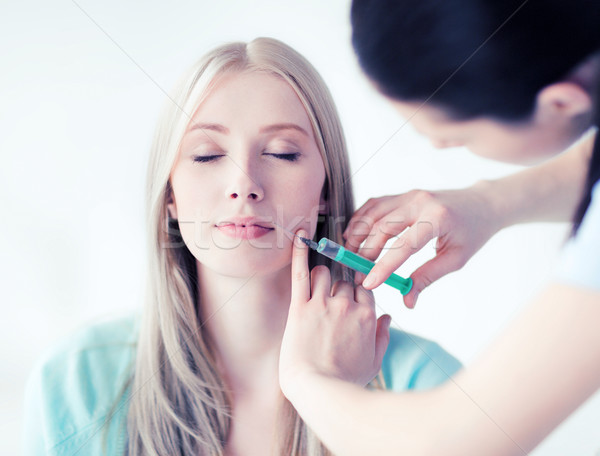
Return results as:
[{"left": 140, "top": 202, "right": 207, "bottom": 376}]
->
[
  {"left": 279, "top": 229, "right": 391, "bottom": 399},
  {"left": 344, "top": 186, "right": 499, "bottom": 308}
]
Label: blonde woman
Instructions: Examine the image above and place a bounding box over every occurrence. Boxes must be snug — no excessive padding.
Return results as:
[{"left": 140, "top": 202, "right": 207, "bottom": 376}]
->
[{"left": 24, "top": 37, "right": 461, "bottom": 456}]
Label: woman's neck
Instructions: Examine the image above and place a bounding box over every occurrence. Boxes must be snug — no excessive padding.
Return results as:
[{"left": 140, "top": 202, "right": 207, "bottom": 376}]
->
[{"left": 196, "top": 263, "right": 292, "bottom": 395}]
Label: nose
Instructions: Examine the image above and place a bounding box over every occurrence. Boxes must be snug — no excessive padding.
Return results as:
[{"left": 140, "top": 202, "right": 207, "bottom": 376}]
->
[
  {"left": 229, "top": 189, "right": 262, "bottom": 200},
  {"left": 225, "top": 160, "right": 265, "bottom": 202},
  {"left": 431, "top": 139, "right": 464, "bottom": 149},
  {"left": 430, "top": 139, "right": 451, "bottom": 149}
]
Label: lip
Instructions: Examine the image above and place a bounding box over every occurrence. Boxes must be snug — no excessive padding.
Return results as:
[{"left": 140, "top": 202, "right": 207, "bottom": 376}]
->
[{"left": 216, "top": 217, "right": 275, "bottom": 240}]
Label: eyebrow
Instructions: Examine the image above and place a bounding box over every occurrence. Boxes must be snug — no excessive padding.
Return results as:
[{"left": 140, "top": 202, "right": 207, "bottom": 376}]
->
[
  {"left": 259, "top": 123, "right": 309, "bottom": 136},
  {"left": 188, "top": 122, "right": 309, "bottom": 136},
  {"left": 189, "top": 123, "right": 229, "bottom": 134}
]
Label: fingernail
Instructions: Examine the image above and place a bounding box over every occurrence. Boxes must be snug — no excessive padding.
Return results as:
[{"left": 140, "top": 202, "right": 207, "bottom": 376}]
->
[
  {"left": 408, "top": 292, "right": 419, "bottom": 309},
  {"left": 362, "top": 274, "right": 376, "bottom": 289},
  {"left": 294, "top": 230, "right": 303, "bottom": 245}
]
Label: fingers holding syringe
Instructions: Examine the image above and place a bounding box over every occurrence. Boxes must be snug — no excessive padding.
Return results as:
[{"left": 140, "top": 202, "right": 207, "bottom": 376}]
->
[
  {"left": 401, "top": 248, "right": 466, "bottom": 309},
  {"left": 343, "top": 195, "right": 407, "bottom": 253},
  {"left": 361, "top": 223, "right": 435, "bottom": 291},
  {"left": 355, "top": 217, "right": 411, "bottom": 261}
]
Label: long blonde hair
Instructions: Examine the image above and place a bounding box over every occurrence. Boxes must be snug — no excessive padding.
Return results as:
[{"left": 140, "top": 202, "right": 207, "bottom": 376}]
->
[{"left": 126, "top": 37, "right": 357, "bottom": 455}]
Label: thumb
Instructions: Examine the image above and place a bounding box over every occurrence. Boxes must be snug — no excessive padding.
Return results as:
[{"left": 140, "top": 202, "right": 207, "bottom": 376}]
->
[
  {"left": 403, "top": 251, "right": 462, "bottom": 309},
  {"left": 290, "top": 229, "right": 311, "bottom": 304},
  {"left": 374, "top": 314, "right": 392, "bottom": 369},
  {"left": 362, "top": 224, "right": 433, "bottom": 290}
]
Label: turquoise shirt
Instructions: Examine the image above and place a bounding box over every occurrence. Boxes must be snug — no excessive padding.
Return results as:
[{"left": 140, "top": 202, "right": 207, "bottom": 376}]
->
[{"left": 23, "top": 314, "right": 462, "bottom": 455}]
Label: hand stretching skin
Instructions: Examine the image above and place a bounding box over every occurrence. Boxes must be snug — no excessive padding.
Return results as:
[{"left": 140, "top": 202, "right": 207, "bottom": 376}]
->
[
  {"left": 344, "top": 133, "right": 593, "bottom": 308},
  {"left": 280, "top": 283, "right": 600, "bottom": 456},
  {"left": 279, "top": 230, "right": 391, "bottom": 398}
]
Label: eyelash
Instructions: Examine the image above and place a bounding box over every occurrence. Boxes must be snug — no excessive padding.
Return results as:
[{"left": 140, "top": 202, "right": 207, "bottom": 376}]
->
[
  {"left": 193, "top": 155, "right": 222, "bottom": 163},
  {"left": 192, "top": 152, "right": 300, "bottom": 163},
  {"left": 266, "top": 152, "right": 300, "bottom": 162}
]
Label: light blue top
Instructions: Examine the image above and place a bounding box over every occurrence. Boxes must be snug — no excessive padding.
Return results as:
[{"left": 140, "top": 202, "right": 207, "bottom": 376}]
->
[
  {"left": 23, "top": 314, "right": 461, "bottom": 456},
  {"left": 554, "top": 181, "right": 600, "bottom": 290},
  {"left": 23, "top": 316, "right": 138, "bottom": 456}
]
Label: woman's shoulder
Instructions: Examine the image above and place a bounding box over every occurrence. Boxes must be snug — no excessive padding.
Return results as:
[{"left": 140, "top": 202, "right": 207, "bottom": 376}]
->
[
  {"left": 381, "top": 327, "right": 462, "bottom": 392},
  {"left": 33, "top": 312, "right": 139, "bottom": 389},
  {"left": 24, "top": 312, "right": 139, "bottom": 455},
  {"left": 554, "top": 180, "right": 600, "bottom": 290}
]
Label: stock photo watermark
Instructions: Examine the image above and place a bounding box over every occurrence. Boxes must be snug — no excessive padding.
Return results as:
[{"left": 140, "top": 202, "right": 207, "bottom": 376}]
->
[{"left": 161, "top": 205, "right": 440, "bottom": 253}]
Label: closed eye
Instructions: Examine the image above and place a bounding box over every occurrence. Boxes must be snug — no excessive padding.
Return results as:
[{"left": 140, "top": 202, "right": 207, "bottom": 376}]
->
[
  {"left": 193, "top": 154, "right": 223, "bottom": 163},
  {"left": 265, "top": 152, "right": 300, "bottom": 162}
]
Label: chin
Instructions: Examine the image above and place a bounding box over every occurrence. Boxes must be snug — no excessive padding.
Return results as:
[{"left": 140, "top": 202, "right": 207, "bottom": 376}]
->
[
  {"left": 199, "top": 251, "right": 292, "bottom": 279},
  {"left": 472, "top": 144, "right": 557, "bottom": 166}
]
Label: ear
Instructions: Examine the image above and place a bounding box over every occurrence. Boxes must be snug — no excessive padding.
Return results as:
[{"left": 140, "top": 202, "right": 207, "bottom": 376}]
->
[
  {"left": 535, "top": 82, "right": 592, "bottom": 118},
  {"left": 319, "top": 187, "right": 329, "bottom": 215},
  {"left": 166, "top": 183, "right": 178, "bottom": 220}
]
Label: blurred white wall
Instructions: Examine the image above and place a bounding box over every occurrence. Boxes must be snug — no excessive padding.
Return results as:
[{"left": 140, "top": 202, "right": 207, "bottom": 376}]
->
[{"left": 2, "top": 1, "right": 598, "bottom": 454}]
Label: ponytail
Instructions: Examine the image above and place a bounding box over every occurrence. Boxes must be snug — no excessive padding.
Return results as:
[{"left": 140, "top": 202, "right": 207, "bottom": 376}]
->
[{"left": 572, "top": 69, "right": 600, "bottom": 235}]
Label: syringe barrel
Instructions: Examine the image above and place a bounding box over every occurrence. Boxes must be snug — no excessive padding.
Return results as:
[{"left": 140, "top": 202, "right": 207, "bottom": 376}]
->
[
  {"left": 316, "top": 237, "right": 343, "bottom": 260},
  {"left": 316, "top": 237, "right": 413, "bottom": 295}
]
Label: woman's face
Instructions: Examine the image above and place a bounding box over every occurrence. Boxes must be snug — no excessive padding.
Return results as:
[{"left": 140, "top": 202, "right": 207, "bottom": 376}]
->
[
  {"left": 390, "top": 99, "right": 587, "bottom": 165},
  {"left": 169, "top": 71, "right": 326, "bottom": 278}
]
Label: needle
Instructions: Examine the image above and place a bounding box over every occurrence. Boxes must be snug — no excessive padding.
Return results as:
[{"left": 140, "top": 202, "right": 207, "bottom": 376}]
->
[{"left": 271, "top": 221, "right": 319, "bottom": 250}]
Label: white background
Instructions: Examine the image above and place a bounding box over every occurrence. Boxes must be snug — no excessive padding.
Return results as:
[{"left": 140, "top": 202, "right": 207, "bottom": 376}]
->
[{"left": 2, "top": 1, "right": 598, "bottom": 455}]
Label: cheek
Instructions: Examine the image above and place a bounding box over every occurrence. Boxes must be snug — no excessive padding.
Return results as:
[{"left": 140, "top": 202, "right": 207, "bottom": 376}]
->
[
  {"left": 470, "top": 129, "right": 546, "bottom": 164},
  {"left": 171, "top": 167, "right": 217, "bottom": 215},
  {"left": 275, "top": 166, "right": 326, "bottom": 231},
  {"left": 170, "top": 168, "right": 220, "bottom": 248}
]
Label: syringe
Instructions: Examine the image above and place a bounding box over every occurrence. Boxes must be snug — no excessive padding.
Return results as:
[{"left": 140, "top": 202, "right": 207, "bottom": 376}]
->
[{"left": 275, "top": 223, "right": 412, "bottom": 295}]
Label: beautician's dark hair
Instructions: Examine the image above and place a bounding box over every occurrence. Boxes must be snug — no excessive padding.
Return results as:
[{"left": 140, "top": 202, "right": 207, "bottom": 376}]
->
[{"left": 351, "top": 0, "right": 600, "bottom": 233}]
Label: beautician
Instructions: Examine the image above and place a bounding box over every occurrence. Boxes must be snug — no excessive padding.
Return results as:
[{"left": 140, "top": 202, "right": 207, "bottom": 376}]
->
[{"left": 278, "top": 1, "right": 600, "bottom": 454}]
